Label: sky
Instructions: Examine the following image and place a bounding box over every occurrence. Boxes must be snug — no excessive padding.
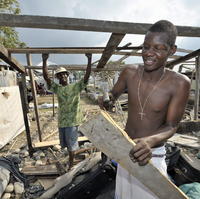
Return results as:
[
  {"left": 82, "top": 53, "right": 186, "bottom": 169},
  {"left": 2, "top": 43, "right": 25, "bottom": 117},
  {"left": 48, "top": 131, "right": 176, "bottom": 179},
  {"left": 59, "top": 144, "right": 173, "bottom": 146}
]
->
[{"left": 14, "top": 0, "right": 200, "bottom": 66}]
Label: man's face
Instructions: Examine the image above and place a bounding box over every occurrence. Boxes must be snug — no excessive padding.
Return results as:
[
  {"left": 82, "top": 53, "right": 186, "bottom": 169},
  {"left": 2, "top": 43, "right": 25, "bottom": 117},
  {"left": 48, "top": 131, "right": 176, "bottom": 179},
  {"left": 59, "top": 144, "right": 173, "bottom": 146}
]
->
[
  {"left": 56, "top": 72, "right": 69, "bottom": 85},
  {"left": 142, "top": 31, "right": 176, "bottom": 72}
]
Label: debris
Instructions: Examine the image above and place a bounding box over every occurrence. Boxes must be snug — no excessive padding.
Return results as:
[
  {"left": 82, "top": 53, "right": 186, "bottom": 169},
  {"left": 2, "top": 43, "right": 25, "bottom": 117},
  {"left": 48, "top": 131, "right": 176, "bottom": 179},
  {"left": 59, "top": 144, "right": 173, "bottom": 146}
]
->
[
  {"left": 39, "top": 152, "right": 101, "bottom": 199},
  {"left": 5, "top": 183, "right": 14, "bottom": 193},
  {"left": 33, "top": 136, "right": 88, "bottom": 148},
  {"left": 14, "top": 182, "right": 24, "bottom": 195},
  {"left": 168, "top": 134, "right": 200, "bottom": 149},
  {"left": 0, "top": 166, "right": 10, "bottom": 198},
  {"left": 22, "top": 164, "right": 59, "bottom": 176}
]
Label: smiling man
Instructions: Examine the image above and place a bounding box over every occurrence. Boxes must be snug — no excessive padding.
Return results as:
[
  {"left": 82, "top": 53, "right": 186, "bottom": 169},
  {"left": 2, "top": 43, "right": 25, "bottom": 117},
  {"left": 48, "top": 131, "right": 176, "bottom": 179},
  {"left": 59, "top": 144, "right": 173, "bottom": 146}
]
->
[
  {"left": 42, "top": 53, "right": 92, "bottom": 170},
  {"left": 100, "top": 20, "right": 191, "bottom": 199}
]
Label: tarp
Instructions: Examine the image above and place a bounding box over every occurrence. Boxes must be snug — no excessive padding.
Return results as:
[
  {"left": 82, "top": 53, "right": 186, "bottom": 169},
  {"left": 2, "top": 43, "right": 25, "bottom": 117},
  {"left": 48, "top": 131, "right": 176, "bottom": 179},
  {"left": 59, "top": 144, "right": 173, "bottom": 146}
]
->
[
  {"left": 0, "top": 86, "right": 25, "bottom": 149},
  {"left": 0, "top": 70, "right": 17, "bottom": 87}
]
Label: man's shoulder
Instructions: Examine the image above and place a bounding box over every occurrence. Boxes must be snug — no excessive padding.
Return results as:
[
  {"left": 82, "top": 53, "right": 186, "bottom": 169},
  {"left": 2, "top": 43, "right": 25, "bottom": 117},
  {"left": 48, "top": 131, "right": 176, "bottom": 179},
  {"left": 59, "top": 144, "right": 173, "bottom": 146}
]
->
[
  {"left": 122, "top": 64, "right": 139, "bottom": 75},
  {"left": 166, "top": 69, "right": 190, "bottom": 88}
]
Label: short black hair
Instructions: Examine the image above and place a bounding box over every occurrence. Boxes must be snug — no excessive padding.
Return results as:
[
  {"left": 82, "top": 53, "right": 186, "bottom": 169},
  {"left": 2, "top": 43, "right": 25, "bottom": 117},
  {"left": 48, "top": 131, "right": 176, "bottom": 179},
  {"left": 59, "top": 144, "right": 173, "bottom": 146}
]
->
[{"left": 148, "top": 20, "right": 178, "bottom": 47}]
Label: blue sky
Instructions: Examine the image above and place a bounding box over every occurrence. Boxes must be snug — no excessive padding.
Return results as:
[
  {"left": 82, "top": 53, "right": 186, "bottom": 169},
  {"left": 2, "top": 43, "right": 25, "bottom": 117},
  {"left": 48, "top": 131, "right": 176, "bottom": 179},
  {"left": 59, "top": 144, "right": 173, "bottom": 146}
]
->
[{"left": 14, "top": 0, "right": 200, "bottom": 65}]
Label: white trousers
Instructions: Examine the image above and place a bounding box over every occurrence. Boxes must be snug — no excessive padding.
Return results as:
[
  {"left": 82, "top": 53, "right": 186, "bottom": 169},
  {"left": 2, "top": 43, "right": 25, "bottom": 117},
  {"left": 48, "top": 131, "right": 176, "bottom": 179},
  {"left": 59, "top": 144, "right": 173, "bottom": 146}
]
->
[{"left": 115, "top": 146, "right": 167, "bottom": 199}]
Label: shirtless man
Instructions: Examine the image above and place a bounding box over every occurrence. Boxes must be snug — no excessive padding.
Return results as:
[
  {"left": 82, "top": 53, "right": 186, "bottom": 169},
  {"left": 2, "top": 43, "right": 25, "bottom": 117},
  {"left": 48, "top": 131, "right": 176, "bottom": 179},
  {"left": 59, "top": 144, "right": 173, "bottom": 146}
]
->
[{"left": 101, "top": 20, "right": 190, "bottom": 199}]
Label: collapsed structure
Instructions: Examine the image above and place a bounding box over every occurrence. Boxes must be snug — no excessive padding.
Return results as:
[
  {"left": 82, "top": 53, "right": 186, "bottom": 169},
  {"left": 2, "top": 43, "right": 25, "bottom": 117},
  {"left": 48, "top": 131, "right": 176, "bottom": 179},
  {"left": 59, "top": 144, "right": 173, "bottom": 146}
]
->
[{"left": 0, "top": 13, "right": 200, "bottom": 198}]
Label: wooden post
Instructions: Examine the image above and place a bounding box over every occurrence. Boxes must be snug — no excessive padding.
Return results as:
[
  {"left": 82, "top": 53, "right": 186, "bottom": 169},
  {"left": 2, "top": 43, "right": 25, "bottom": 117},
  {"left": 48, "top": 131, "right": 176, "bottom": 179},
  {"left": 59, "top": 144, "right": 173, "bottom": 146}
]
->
[
  {"left": 52, "top": 69, "right": 55, "bottom": 117},
  {"left": 26, "top": 53, "right": 42, "bottom": 141},
  {"left": 18, "top": 74, "right": 34, "bottom": 156},
  {"left": 194, "top": 56, "right": 200, "bottom": 120}
]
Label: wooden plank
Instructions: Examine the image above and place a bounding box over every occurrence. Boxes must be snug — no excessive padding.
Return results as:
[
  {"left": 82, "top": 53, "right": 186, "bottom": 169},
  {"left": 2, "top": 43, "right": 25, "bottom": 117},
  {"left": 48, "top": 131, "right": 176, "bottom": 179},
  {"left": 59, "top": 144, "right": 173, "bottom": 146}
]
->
[
  {"left": 33, "top": 140, "right": 59, "bottom": 148},
  {"left": 80, "top": 111, "right": 188, "bottom": 199},
  {"left": 8, "top": 48, "right": 143, "bottom": 56},
  {"left": 22, "top": 164, "right": 59, "bottom": 176},
  {"left": 1, "top": 14, "right": 200, "bottom": 37},
  {"left": 26, "top": 53, "right": 42, "bottom": 141},
  {"left": 97, "top": 33, "right": 125, "bottom": 68},
  {"left": 18, "top": 76, "right": 34, "bottom": 156},
  {"left": 8, "top": 46, "right": 142, "bottom": 53},
  {"left": 0, "top": 45, "right": 25, "bottom": 73},
  {"left": 33, "top": 136, "right": 88, "bottom": 148},
  {"left": 167, "top": 49, "right": 200, "bottom": 68},
  {"left": 194, "top": 56, "right": 200, "bottom": 119},
  {"left": 7, "top": 47, "right": 180, "bottom": 61},
  {"left": 24, "top": 65, "right": 126, "bottom": 71},
  {"left": 7, "top": 47, "right": 190, "bottom": 54},
  {"left": 168, "top": 134, "right": 200, "bottom": 149}
]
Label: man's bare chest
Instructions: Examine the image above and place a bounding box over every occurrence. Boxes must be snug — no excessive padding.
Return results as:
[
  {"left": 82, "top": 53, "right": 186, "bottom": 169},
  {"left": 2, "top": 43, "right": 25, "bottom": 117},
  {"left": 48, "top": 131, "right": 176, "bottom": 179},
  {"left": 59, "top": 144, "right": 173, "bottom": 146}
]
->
[{"left": 127, "top": 80, "right": 171, "bottom": 113}]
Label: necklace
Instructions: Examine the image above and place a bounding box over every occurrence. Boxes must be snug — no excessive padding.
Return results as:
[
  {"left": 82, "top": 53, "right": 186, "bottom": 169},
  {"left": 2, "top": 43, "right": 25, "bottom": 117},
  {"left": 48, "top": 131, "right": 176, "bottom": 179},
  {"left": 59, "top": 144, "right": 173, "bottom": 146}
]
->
[{"left": 137, "top": 68, "right": 165, "bottom": 120}]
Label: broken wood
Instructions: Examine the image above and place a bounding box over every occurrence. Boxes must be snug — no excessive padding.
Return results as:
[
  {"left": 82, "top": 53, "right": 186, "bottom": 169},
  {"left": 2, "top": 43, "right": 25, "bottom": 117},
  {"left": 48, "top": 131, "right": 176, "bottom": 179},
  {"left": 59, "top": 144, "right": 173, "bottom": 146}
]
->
[
  {"left": 96, "top": 33, "right": 125, "bottom": 68},
  {"left": 80, "top": 110, "right": 188, "bottom": 199},
  {"left": 33, "top": 136, "right": 88, "bottom": 148},
  {"left": 22, "top": 164, "right": 59, "bottom": 176},
  {"left": 166, "top": 48, "right": 200, "bottom": 68},
  {"left": 75, "top": 146, "right": 97, "bottom": 155},
  {"left": 48, "top": 148, "right": 66, "bottom": 175},
  {"left": 168, "top": 133, "right": 200, "bottom": 149},
  {"left": 0, "top": 45, "right": 25, "bottom": 73},
  {"left": 39, "top": 152, "right": 101, "bottom": 199}
]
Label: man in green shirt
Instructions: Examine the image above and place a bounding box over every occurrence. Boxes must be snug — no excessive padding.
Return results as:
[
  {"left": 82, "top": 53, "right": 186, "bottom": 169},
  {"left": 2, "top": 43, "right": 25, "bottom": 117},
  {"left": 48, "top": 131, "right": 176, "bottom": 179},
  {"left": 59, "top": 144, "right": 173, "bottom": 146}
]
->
[{"left": 42, "top": 54, "right": 92, "bottom": 169}]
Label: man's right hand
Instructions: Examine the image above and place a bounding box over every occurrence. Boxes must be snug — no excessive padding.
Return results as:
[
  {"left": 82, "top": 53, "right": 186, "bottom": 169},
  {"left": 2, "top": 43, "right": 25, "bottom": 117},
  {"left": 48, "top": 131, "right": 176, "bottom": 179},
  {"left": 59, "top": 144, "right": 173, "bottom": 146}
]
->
[
  {"left": 98, "top": 96, "right": 114, "bottom": 111},
  {"left": 42, "top": 53, "right": 49, "bottom": 61}
]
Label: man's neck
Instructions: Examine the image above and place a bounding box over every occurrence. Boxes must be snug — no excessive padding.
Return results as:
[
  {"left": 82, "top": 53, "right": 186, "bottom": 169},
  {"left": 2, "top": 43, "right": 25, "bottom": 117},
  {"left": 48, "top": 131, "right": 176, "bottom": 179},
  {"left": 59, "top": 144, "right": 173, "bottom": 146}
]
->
[{"left": 143, "top": 67, "right": 165, "bottom": 82}]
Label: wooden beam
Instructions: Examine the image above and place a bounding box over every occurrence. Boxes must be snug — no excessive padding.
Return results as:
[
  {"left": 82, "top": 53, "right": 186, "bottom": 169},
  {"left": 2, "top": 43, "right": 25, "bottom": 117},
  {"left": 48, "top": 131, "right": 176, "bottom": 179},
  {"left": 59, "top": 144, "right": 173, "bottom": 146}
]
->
[
  {"left": 166, "top": 49, "right": 200, "bottom": 68},
  {"left": 0, "top": 14, "right": 200, "bottom": 37},
  {"left": 26, "top": 53, "right": 42, "bottom": 141},
  {"left": 7, "top": 48, "right": 181, "bottom": 60},
  {"left": 0, "top": 45, "right": 25, "bottom": 73},
  {"left": 177, "top": 48, "right": 193, "bottom": 53},
  {"left": 194, "top": 56, "right": 200, "bottom": 120},
  {"left": 26, "top": 65, "right": 125, "bottom": 71},
  {"left": 9, "top": 48, "right": 138, "bottom": 55},
  {"left": 8, "top": 47, "right": 192, "bottom": 54},
  {"left": 18, "top": 75, "right": 34, "bottom": 156},
  {"left": 168, "top": 134, "right": 200, "bottom": 149},
  {"left": 8, "top": 46, "right": 142, "bottom": 53},
  {"left": 22, "top": 164, "right": 59, "bottom": 176},
  {"left": 33, "top": 136, "right": 88, "bottom": 148},
  {"left": 97, "top": 33, "right": 125, "bottom": 68}
]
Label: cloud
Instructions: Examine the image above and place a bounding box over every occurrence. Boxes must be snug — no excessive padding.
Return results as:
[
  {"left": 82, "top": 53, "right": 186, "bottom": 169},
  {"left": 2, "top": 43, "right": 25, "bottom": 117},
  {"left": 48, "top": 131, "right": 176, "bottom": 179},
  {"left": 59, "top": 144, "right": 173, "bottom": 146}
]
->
[{"left": 15, "top": 0, "right": 200, "bottom": 65}]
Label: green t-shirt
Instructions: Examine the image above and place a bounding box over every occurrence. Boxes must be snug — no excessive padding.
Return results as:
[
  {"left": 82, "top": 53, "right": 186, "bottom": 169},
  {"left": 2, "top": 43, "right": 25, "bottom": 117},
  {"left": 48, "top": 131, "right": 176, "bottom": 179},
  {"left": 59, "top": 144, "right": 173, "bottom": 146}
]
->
[{"left": 50, "top": 79, "right": 87, "bottom": 127}]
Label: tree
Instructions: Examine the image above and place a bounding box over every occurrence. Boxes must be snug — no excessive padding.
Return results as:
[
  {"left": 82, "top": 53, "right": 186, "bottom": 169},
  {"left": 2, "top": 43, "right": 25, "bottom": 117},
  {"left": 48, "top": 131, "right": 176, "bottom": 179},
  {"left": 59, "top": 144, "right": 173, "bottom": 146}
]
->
[{"left": 0, "top": 0, "right": 26, "bottom": 48}]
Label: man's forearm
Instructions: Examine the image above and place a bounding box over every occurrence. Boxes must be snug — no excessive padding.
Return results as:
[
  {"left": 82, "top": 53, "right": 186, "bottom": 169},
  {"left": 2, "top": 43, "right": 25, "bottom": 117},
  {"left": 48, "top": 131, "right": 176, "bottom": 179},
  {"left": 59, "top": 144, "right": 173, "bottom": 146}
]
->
[
  {"left": 84, "top": 54, "right": 92, "bottom": 83},
  {"left": 146, "top": 125, "right": 177, "bottom": 148},
  {"left": 42, "top": 63, "right": 51, "bottom": 87}
]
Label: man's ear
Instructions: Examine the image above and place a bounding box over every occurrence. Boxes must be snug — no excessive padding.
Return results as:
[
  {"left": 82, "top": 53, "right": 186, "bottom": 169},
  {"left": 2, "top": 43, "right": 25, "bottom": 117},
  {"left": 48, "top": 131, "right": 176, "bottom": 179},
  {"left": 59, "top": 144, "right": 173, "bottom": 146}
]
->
[{"left": 169, "top": 45, "right": 177, "bottom": 56}]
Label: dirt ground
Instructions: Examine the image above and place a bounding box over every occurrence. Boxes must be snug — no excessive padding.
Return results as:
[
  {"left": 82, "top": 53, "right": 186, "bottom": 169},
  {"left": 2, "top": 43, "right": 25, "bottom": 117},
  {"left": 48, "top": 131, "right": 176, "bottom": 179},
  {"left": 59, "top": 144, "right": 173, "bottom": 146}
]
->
[
  {"left": 0, "top": 93, "right": 198, "bottom": 160},
  {"left": 0, "top": 93, "right": 127, "bottom": 157}
]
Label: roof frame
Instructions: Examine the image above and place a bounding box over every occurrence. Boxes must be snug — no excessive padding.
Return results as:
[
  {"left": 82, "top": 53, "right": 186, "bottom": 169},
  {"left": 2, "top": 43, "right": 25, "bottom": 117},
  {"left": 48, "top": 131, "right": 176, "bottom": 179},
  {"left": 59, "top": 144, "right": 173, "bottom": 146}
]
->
[
  {"left": 0, "top": 45, "right": 25, "bottom": 73},
  {"left": 1, "top": 13, "right": 200, "bottom": 37}
]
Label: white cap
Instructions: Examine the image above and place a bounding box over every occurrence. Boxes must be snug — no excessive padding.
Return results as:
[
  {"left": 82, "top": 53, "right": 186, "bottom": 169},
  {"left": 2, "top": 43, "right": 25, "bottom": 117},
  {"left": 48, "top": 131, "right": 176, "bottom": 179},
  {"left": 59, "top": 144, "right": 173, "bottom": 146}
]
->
[{"left": 55, "top": 67, "right": 69, "bottom": 75}]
